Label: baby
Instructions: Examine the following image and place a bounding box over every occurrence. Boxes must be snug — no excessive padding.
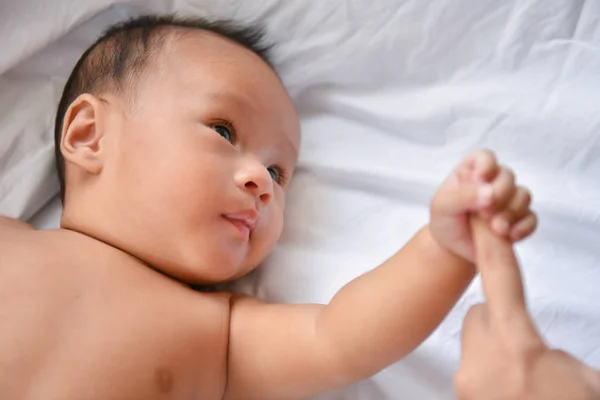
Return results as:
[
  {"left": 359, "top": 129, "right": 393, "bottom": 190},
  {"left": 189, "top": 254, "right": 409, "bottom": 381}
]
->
[{"left": 0, "top": 15, "right": 537, "bottom": 400}]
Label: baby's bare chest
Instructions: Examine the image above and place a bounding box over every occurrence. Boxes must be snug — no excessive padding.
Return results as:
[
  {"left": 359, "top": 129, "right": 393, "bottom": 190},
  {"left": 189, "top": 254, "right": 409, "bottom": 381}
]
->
[{"left": 0, "top": 232, "right": 231, "bottom": 400}]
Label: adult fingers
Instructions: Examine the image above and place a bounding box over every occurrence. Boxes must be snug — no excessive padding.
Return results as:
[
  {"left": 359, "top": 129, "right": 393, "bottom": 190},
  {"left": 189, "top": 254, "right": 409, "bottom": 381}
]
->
[{"left": 470, "top": 216, "right": 531, "bottom": 328}]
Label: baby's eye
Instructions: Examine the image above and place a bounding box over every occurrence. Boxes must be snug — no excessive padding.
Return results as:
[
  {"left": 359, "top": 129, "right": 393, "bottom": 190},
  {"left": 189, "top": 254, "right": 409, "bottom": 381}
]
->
[
  {"left": 210, "top": 124, "right": 233, "bottom": 143},
  {"left": 267, "top": 166, "right": 285, "bottom": 185}
]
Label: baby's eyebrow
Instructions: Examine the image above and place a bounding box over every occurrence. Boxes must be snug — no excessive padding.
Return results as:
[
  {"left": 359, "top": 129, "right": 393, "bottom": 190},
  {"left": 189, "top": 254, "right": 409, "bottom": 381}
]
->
[{"left": 204, "top": 91, "right": 253, "bottom": 110}]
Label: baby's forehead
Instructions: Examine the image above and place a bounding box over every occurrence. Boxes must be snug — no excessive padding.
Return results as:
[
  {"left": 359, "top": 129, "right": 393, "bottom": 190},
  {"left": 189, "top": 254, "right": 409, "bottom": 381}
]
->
[
  {"left": 103, "top": 27, "right": 272, "bottom": 101},
  {"left": 157, "top": 29, "right": 269, "bottom": 73},
  {"left": 150, "top": 31, "right": 289, "bottom": 105},
  {"left": 139, "top": 30, "right": 300, "bottom": 151}
]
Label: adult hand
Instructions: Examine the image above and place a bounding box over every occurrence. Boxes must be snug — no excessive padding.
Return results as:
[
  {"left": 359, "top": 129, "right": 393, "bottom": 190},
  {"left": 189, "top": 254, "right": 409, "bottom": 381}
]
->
[{"left": 454, "top": 216, "right": 600, "bottom": 400}]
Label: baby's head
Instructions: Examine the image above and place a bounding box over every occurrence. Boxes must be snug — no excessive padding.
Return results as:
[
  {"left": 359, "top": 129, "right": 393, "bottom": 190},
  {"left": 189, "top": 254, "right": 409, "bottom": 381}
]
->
[{"left": 54, "top": 15, "right": 300, "bottom": 285}]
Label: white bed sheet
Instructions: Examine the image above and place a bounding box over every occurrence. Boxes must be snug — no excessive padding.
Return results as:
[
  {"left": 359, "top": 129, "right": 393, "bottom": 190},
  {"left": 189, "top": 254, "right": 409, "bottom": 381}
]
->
[{"left": 3, "top": 0, "right": 600, "bottom": 399}]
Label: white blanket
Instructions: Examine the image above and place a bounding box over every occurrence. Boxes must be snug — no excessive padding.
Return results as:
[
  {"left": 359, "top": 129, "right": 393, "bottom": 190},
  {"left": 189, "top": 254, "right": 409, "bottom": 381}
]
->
[{"left": 2, "top": 0, "right": 600, "bottom": 399}]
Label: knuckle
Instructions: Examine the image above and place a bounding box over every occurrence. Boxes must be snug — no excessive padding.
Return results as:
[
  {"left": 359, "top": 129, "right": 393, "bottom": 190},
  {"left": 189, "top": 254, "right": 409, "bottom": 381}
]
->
[
  {"left": 478, "top": 148, "right": 496, "bottom": 160},
  {"left": 502, "top": 166, "right": 515, "bottom": 182},
  {"left": 469, "top": 149, "right": 496, "bottom": 171},
  {"left": 519, "top": 188, "right": 531, "bottom": 207},
  {"left": 518, "top": 212, "right": 535, "bottom": 228},
  {"left": 527, "top": 212, "right": 538, "bottom": 230},
  {"left": 480, "top": 151, "right": 497, "bottom": 167}
]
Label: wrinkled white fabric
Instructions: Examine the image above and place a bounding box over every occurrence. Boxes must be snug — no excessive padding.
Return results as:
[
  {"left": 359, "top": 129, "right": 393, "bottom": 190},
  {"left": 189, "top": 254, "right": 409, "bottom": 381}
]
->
[{"left": 2, "top": 0, "right": 600, "bottom": 398}]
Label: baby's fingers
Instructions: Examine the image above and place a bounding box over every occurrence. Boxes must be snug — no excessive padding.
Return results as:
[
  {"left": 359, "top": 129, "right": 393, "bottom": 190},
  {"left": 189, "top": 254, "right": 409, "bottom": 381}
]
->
[
  {"left": 488, "top": 167, "right": 517, "bottom": 212},
  {"left": 509, "top": 212, "right": 537, "bottom": 241},
  {"left": 463, "top": 150, "right": 499, "bottom": 183},
  {"left": 490, "top": 187, "right": 532, "bottom": 236}
]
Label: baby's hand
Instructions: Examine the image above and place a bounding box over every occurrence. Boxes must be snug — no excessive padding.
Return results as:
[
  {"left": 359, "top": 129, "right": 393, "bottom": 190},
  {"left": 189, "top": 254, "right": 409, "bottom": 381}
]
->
[{"left": 430, "top": 150, "right": 537, "bottom": 263}]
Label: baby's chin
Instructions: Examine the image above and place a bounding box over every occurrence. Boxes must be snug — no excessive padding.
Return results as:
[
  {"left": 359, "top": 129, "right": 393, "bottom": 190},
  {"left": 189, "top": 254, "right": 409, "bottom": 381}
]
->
[
  {"left": 213, "top": 252, "right": 268, "bottom": 284},
  {"left": 162, "top": 249, "right": 268, "bottom": 286}
]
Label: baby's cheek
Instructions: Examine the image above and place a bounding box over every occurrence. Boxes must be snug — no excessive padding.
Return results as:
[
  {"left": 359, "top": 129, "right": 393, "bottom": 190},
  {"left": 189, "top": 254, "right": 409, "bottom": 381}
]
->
[
  {"left": 274, "top": 199, "right": 286, "bottom": 237},
  {"left": 267, "top": 210, "right": 284, "bottom": 246},
  {"left": 258, "top": 209, "right": 284, "bottom": 252}
]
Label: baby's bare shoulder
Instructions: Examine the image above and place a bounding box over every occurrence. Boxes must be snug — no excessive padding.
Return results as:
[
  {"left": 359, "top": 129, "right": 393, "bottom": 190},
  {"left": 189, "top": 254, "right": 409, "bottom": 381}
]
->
[
  {"left": 0, "top": 225, "right": 233, "bottom": 399},
  {"left": 0, "top": 217, "right": 47, "bottom": 270},
  {"left": 0, "top": 218, "right": 63, "bottom": 265},
  {"left": 0, "top": 216, "right": 35, "bottom": 232}
]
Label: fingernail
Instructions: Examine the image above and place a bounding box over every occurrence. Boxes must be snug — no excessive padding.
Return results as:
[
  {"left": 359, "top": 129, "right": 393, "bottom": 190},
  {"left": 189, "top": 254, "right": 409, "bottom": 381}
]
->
[{"left": 477, "top": 185, "right": 493, "bottom": 207}]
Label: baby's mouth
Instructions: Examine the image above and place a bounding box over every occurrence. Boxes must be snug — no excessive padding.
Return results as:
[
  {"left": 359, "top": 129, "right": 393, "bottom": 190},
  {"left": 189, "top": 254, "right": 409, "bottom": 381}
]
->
[{"left": 223, "top": 210, "right": 259, "bottom": 238}]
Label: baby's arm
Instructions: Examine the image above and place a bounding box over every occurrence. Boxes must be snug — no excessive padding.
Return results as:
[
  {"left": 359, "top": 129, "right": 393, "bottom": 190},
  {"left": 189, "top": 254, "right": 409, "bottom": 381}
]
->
[
  {"left": 224, "top": 227, "right": 472, "bottom": 400},
  {"left": 223, "top": 150, "right": 536, "bottom": 400}
]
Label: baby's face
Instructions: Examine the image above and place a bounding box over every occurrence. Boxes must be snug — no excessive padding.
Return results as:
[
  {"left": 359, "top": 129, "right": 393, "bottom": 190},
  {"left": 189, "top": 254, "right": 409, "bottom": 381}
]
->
[{"left": 102, "top": 31, "right": 300, "bottom": 284}]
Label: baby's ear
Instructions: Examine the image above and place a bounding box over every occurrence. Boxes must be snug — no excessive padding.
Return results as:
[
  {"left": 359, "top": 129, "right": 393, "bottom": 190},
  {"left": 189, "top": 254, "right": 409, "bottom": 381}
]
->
[{"left": 60, "top": 93, "right": 106, "bottom": 175}]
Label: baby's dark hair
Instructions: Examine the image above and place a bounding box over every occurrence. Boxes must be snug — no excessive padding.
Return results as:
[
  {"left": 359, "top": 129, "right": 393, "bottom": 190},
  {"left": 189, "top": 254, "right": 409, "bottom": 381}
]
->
[{"left": 54, "top": 14, "right": 273, "bottom": 203}]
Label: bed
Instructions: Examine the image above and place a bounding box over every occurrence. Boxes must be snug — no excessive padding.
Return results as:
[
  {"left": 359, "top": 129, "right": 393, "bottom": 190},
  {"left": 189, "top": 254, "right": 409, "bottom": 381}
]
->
[{"left": 1, "top": 0, "right": 599, "bottom": 398}]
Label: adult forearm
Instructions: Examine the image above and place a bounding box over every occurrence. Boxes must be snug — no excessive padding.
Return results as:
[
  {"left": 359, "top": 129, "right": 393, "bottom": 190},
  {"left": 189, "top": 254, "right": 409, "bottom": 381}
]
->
[{"left": 317, "top": 225, "right": 475, "bottom": 381}]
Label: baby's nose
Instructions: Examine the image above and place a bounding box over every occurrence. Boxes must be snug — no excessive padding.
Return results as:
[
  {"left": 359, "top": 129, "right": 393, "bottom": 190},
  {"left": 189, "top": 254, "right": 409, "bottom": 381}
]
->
[{"left": 235, "top": 160, "right": 273, "bottom": 204}]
